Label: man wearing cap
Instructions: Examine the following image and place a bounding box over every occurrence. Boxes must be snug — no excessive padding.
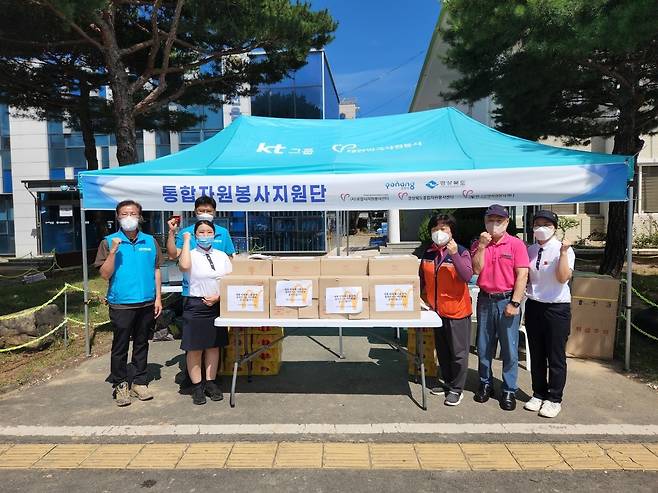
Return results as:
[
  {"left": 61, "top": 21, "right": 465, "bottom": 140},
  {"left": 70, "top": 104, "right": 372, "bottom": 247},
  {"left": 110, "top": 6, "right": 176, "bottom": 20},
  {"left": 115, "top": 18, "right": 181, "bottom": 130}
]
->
[
  {"left": 471, "top": 204, "right": 529, "bottom": 411},
  {"left": 523, "top": 210, "right": 574, "bottom": 418}
]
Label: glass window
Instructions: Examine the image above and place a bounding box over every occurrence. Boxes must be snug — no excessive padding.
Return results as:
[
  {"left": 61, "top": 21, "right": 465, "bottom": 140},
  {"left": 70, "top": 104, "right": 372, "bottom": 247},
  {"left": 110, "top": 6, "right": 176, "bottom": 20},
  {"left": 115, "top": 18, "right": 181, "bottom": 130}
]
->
[
  {"left": 540, "top": 204, "right": 578, "bottom": 215},
  {"left": 583, "top": 202, "right": 601, "bottom": 215},
  {"left": 295, "top": 87, "right": 323, "bottom": 119},
  {"left": 323, "top": 56, "right": 340, "bottom": 119},
  {"left": 641, "top": 165, "right": 658, "bottom": 213},
  {"left": 0, "top": 195, "right": 15, "bottom": 254}
]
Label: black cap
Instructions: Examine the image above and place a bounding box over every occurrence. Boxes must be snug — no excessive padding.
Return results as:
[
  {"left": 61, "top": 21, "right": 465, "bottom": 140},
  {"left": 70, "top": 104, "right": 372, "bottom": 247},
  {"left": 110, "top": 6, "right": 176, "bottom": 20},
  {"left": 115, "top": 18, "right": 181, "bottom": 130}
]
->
[
  {"left": 533, "top": 209, "right": 558, "bottom": 227},
  {"left": 484, "top": 204, "right": 509, "bottom": 218}
]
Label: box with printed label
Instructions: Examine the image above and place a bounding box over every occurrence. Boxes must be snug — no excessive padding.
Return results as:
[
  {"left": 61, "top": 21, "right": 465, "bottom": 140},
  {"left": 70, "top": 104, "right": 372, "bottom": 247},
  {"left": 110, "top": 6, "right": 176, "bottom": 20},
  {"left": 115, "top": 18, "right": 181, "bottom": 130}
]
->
[
  {"left": 369, "top": 276, "right": 421, "bottom": 320},
  {"left": 272, "top": 257, "right": 322, "bottom": 277},
  {"left": 320, "top": 256, "right": 369, "bottom": 276},
  {"left": 269, "top": 277, "right": 319, "bottom": 319},
  {"left": 230, "top": 255, "right": 273, "bottom": 276},
  {"left": 566, "top": 298, "right": 617, "bottom": 360},
  {"left": 368, "top": 255, "right": 420, "bottom": 276},
  {"left": 319, "top": 276, "right": 370, "bottom": 320},
  {"left": 219, "top": 276, "right": 270, "bottom": 319}
]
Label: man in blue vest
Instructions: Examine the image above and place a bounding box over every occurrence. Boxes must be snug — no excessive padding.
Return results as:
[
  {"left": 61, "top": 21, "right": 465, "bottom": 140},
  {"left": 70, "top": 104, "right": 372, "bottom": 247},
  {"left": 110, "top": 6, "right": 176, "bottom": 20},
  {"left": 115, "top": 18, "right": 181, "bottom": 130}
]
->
[
  {"left": 166, "top": 195, "right": 236, "bottom": 260},
  {"left": 94, "top": 200, "right": 163, "bottom": 407}
]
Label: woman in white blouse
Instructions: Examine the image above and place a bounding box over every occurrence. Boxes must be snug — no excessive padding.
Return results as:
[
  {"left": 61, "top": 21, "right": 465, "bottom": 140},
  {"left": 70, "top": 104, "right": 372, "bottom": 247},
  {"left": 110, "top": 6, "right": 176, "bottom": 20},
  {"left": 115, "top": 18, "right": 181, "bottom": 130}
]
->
[
  {"left": 523, "top": 210, "right": 575, "bottom": 419},
  {"left": 179, "top": 220, "right": 232, "bottom": 405}
]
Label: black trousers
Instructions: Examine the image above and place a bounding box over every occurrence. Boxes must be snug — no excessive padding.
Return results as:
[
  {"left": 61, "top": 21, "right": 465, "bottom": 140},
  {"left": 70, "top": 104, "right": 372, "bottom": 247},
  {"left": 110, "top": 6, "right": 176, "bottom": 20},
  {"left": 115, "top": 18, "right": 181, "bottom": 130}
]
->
[
  {"left": 524, "top": 299, "right": 570, "bottom": 403},
  {"left": 108, "top": 305, "right": 155, "bottom": 386},
  {"left": 435, "top": 316, "right": 471, "bottom": 393}
]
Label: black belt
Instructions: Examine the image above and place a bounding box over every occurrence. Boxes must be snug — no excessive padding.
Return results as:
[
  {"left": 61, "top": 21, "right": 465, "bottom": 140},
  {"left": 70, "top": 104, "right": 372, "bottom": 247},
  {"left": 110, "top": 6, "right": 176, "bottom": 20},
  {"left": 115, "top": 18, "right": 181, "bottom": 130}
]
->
[{"left": 479, "top": 290, "right": 513, "bottom": 300}]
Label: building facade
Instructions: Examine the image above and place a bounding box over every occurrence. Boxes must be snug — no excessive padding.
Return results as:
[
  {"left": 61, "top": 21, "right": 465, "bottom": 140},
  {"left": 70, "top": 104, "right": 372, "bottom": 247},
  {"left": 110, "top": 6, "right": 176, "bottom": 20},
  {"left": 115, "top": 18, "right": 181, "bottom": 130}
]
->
[{"left": 4, "top": 49, "right": 339, "bottom": 257}]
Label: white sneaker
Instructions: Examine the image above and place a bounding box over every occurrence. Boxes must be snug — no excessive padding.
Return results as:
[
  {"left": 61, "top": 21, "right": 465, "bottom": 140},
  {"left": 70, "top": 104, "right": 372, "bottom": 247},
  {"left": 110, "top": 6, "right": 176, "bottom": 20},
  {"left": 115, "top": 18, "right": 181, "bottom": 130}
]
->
[
  {"left": 539, "top": 401, "right": 562, "bottom": 418},
  {"left": 523, "top": 396, "right": 543, "bottom": 412},
  {"left": 429, "top": 386, "right": 447, "bottom": 396}
]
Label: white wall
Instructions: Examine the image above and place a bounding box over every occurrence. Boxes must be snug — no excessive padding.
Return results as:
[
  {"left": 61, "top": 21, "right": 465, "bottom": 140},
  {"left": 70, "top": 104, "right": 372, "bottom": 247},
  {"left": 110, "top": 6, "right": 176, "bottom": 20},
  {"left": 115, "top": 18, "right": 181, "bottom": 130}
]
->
[{"left": 8, "top": 114, "right": 49, "bottom": 257}]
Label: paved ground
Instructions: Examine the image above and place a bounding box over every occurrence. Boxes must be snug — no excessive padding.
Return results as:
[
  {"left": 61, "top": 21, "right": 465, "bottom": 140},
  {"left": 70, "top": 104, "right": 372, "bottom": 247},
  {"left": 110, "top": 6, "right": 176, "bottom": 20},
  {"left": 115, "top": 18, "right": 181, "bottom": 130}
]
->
[
  {"left": 1, "top": 328, "right": 657, "bottom": 490},
  {"left": 1, "top": 328, "right": 656, "bottom": 433}
]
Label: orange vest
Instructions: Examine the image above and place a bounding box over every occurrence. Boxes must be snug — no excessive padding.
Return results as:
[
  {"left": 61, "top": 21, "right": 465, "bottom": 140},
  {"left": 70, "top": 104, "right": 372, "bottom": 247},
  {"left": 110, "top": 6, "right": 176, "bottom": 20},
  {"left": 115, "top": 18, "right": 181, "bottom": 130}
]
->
[{"left": 421, "top": 254, "right": 472, "bottom": 319}]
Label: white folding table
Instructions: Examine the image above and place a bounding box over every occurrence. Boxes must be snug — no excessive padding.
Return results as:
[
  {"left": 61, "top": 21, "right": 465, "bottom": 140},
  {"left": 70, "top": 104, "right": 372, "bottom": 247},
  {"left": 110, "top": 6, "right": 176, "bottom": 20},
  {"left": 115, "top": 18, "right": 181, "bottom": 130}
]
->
[{"left": 214, "top": 311, "right": 443, "bottom": 410}]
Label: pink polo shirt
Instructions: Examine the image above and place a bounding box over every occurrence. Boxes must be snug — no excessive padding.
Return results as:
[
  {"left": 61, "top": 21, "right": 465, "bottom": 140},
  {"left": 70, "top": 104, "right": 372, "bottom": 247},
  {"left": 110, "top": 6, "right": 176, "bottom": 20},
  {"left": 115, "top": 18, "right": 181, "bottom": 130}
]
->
[{"left": 472, "top": 233, "right": 529, "bottom": 293}]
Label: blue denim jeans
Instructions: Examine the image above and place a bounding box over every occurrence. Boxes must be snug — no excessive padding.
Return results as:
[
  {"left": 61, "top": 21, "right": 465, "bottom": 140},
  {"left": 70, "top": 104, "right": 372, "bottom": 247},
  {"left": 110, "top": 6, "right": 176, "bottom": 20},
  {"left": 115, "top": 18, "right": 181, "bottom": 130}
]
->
[{"left": 476, "top": 294, "right": 521, "bottom": 393}]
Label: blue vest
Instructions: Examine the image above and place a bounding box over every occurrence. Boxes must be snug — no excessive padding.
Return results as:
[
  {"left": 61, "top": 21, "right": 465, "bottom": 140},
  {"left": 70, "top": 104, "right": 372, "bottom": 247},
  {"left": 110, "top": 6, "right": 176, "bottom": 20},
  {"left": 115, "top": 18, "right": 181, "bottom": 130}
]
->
[{"left": 105, "top": 230, "right": 157, "bottom": 304}]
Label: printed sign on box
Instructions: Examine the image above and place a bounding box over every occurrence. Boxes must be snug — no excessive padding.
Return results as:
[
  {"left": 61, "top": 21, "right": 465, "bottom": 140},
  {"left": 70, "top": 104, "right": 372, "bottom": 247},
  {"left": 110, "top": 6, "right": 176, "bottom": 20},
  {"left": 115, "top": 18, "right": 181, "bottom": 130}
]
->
[
  {"left": 275, "top": 280, "right": 313, "bottom": 307},
  {"left": 226, "top": 285, "right": 265, "bottom": 312},
  {"left": 325, "top": 287, "right": 363, "bottom": 314},
  {"left": 375, "top": 284, "right": 415, "bottom": 312}
]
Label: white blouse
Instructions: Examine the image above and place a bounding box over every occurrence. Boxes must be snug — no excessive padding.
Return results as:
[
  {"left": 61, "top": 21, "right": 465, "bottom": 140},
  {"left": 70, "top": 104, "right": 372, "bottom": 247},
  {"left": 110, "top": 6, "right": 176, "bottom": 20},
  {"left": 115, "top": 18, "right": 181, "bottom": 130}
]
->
[{"left": 184, "top": 247, "right": 232, "bottom": 297}]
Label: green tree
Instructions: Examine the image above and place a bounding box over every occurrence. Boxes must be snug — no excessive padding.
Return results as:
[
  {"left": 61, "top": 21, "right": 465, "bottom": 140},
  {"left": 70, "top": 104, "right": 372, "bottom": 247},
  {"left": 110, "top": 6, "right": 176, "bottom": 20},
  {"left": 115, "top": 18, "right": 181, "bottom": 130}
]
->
[
  {"left": 10, "top": 0, "right": 336, "bottom": 165},
  {"left": 441, "top": 0, "right": 658, "bottom": 276}
]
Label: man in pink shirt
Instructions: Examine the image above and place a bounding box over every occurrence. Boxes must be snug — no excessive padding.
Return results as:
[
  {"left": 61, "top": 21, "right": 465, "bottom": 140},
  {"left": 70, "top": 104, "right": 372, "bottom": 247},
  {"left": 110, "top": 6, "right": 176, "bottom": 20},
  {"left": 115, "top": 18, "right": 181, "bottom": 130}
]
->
[{"left": 471, "top": 205, "right": 529, "bottom": 411}]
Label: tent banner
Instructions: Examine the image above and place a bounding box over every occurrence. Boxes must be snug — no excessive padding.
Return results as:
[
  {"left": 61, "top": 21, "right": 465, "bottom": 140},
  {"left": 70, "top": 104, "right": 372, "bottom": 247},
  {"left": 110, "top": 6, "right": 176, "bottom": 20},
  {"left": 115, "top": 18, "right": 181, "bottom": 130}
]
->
[{"left": 79, "top": 163, "right": 628, "bottom": 211}]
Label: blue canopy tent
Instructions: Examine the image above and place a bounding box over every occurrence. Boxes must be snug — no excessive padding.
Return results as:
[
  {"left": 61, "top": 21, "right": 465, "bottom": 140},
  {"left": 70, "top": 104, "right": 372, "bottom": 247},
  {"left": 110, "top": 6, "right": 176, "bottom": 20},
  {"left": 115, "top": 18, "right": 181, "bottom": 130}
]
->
[{"left": 78, "top": 107, "right": 636, "bottom": 365}]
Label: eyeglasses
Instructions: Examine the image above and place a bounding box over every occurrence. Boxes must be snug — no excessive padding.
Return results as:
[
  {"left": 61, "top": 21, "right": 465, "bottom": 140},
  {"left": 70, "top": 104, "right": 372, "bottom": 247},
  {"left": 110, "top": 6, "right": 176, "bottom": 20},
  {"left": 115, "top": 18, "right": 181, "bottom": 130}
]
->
[
  {"left": 205, "top": 253, "right": 216, "bottom": 271},
  {"left": 535, "top": 247, "right": 544, "bottom": 270}
]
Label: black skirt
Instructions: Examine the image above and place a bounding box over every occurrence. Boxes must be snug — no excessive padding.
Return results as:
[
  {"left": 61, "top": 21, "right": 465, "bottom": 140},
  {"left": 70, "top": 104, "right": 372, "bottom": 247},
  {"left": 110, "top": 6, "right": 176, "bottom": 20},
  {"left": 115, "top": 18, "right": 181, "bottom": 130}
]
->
[{"left": 181, "top": 297, "right": 228, "bottom": 351}]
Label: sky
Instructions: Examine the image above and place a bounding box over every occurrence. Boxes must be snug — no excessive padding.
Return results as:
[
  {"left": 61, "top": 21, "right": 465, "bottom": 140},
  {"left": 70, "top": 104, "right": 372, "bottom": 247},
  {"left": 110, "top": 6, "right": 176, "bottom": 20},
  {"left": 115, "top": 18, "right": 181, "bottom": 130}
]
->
[{"left": 310, "top": 0, "right": 441, "bottom": 118}]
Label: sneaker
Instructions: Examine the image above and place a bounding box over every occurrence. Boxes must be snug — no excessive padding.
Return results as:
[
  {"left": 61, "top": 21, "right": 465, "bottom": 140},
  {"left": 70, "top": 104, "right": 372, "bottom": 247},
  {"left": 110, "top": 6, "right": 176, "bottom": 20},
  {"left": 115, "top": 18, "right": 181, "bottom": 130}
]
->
[
  {"left": 113, "top": 382, "right": 131, "bottom": 407},
  {"left": 444, "top": 391, "right": 463, "bottom": 406},
  {"left": 539, "top": 401, "right": 562, "bottom": 418},
  {"left": 192, "top": 383, "right": 207, "bottom": 405},
  {"left": 204, "top": 381, "right": 224, "bottom": 402},
  {"left": 523, "top": 397, "right": 543, "bottom": 412},
  {"left": 130, "top": 384, "right": 153, "bottom": 401},
  {"left": 429, "top": 385, "right": 448, "bottom": 396}
]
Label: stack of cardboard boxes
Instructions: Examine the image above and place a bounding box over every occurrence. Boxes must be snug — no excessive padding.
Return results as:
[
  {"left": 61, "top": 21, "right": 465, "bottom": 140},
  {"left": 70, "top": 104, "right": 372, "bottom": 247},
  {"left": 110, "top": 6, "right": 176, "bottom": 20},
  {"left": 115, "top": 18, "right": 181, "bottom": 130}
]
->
[
  {"left": 566, "top": 272, "right": 621, "bottom": 360},
  {"left": 220, "top": 326, "right": 284, "bottom": 376},
  {"left": 219, "top": 254, "right": 423, "bottom": 320},
  {"left": 407, "top": 328, "right": 438, "bottom": 377}
]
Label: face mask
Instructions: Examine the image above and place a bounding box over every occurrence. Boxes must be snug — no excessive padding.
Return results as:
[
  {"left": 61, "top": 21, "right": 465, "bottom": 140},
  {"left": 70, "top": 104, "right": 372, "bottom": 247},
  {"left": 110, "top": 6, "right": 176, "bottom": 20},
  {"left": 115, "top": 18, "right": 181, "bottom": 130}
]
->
[
  {"left": 431, "top": 230, "right": 450, "bottom": 247},
  {"left": 196, "top": 213, "right": 214, "bottom": 222},
  {"left": 119, "top": 216, "right": 139, "bottom": 232},
  {"left": 485, "top": 221, "right": 507, "bottom": 236},
  {"left": 196, "top": 237, "right": 213, "bottom": 249},
  {"left": 533, "top": 226, "right": 555, "bottom": 242}
]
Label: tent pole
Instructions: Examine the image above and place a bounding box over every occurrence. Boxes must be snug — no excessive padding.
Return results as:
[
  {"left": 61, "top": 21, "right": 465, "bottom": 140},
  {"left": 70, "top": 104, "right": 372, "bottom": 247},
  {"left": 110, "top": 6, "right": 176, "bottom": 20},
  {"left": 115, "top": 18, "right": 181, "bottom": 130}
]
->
[
  {"left": 345, "top": 211, "right": 350, "bottom": 256},
  {"left": 335, "top": 210, "right": 341, "bottom": 256},
  {"left": 80, "top": 206, "right": 91, "bottom": 357},
  {"left": 624, "top": 186, "right": 634, "bottom": 371}
]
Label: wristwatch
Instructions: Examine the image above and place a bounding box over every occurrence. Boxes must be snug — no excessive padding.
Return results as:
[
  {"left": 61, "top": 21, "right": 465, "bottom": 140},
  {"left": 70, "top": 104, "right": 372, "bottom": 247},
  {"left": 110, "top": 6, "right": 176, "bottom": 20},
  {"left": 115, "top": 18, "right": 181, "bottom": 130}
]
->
[{"left": 509, "top": 300, "right": 521, "bottom": 308}]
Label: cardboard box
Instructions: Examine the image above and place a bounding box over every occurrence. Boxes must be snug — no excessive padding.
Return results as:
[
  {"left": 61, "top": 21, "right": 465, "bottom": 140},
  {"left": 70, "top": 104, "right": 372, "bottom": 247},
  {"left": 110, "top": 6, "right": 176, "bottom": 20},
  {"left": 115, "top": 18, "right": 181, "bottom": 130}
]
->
[
  {"left": 407, "top": 328, "right": 438, "bottom": 377},
  {"left": 369, "top": 276, "right": 421, "bottom": 320},
  {"left": 219, "top": 276, "right": 270, "bottom": 319},
  {"left": 230, "top": 255, "right": 273, "bottom": 276},
  {"left": 249, "top": 326, "right": 284, "bottom": 337},
  {"left": 272, "top": 257, "right": 322, "bottom": 277},
  {"left": 269, "top": 277, "right": 319, "bottom": 319},
  {"left": 566, "top": 274, "right": 620, "bottom": 360},
  {"left": 368, "top": 255, "right": 419, "bottom": 276},
  {"left": 319, "top": 276, "right": 370, "bottom": 320},
  {"left": 320, "top": 256, "right": 369, "bottom": 276}
]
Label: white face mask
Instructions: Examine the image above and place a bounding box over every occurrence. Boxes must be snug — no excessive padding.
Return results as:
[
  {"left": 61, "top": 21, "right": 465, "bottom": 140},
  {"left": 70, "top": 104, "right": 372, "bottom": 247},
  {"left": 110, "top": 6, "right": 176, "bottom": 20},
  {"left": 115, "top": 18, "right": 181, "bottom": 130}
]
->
[
  {"left": 196, "top": 213, "right": 214, "bottom": 222},
  {"left": 119, "top": 216, "right": 139, "bottom": 232},
  {"left": 533, "top": 226, "right": 555, "bottom": 242},
  {"left": 431, "top": 230, "right": 450, "bottom": 247},
  {"left": 485, "top": 221, "right": 507, "bottom": 236}
]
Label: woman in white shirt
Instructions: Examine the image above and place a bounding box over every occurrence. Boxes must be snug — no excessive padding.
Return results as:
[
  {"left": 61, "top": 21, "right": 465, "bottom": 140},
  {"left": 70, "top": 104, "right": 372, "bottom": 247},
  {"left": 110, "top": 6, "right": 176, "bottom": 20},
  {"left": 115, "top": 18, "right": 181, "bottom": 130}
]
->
[
  {"left": 179, "top": 220, "right": 232, "bottom": 405},
  {"left": 523, "top": 210, "right": 575, "bottom": 418}
]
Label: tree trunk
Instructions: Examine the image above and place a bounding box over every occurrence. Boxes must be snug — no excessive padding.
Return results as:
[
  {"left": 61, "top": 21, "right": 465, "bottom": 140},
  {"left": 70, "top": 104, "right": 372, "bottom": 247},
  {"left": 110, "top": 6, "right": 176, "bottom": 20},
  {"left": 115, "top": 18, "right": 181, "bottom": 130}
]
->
[
  {"left": 98, "top": 14, "right": 138, "bottom": 165},
  {"left": 598, "top": 108, "right": 640, "bottom": 277},
  {"left": 78, "top": 82, "right": 99, "bottom": 171}
]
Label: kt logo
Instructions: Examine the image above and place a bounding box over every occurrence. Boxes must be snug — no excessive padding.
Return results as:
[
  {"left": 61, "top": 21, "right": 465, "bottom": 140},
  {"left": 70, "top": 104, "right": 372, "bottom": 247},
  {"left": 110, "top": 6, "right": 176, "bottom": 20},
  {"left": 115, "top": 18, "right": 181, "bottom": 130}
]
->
[{"left": 256, "top": 142, "right": 286, "bottom": 154}]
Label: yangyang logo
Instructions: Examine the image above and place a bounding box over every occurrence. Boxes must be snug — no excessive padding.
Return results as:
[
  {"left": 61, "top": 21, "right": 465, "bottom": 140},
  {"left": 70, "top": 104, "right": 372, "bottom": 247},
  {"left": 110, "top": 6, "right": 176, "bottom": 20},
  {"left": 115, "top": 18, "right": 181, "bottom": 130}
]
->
[
  {"left": 385, "top": 181, "right": 415, "bottom": 191},
  {"left": 426, "top": 180, "right": 438, "bottom": 189}
]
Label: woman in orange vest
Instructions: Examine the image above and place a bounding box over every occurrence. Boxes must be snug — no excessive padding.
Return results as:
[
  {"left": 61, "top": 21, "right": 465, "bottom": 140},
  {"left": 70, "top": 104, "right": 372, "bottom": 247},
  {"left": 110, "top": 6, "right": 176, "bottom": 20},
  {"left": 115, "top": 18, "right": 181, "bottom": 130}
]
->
[{"left": 420, "top": 213, "right": 473, "bottom": 406}]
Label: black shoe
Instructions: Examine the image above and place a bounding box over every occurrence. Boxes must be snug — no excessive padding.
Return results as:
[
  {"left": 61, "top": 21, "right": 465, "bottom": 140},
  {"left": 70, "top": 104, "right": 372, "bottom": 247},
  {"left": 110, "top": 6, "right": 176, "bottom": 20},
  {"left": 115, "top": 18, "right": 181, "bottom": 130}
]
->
[
  {"left": 474, "top": 383, "right": 494, "bottom": 403},
  {"left": 205, "top": 381, "right": 224, "bottom": 402},
  {"left": 192, "top": 383, "right": 206, "bottom": 405},
  {"left": 500, "top": 391, "right": 517, "bottom": 411}
]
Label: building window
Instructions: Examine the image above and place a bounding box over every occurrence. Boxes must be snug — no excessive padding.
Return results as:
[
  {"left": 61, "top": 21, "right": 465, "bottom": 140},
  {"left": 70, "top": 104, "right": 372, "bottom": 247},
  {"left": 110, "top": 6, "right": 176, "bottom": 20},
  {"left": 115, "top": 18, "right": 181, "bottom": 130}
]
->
[
  {"left": 155, "top": 131, "right": 171, "bottom": 157},
  {"left": 540, "top": 204, "right": 577, "bottom": 215},
  {"left": 641, "top": 165, "right": 658, "bottom": 213},
  {"left": 178, "top": 106, "right": 223, "bottom": 151},
  {"left": 0, "top": 194, "right": 15, "bottom": 254},
  {"left": 582, "top": 202, "right": 601, "bottom": 215},
  {"left": 0, "top": 104, "right": 11, "bottom": 194}
]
